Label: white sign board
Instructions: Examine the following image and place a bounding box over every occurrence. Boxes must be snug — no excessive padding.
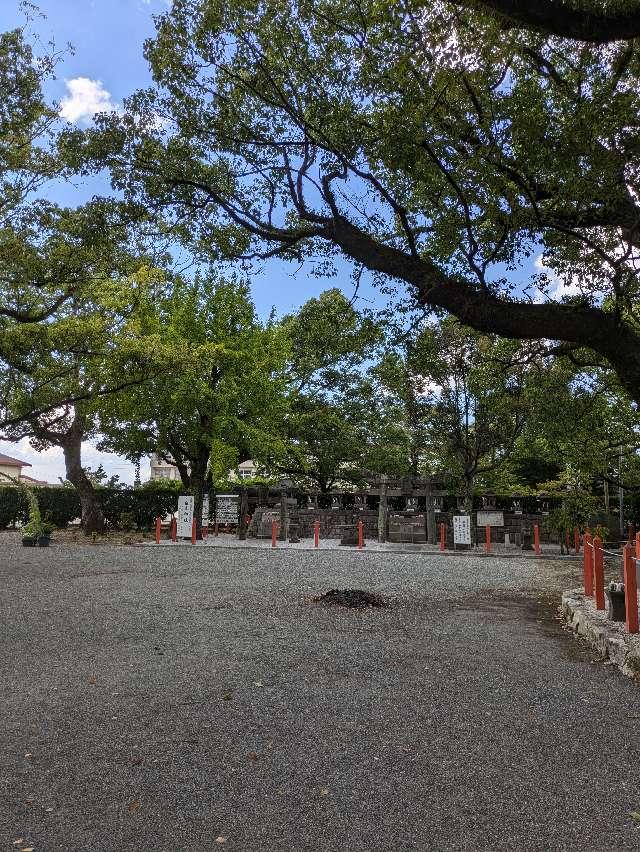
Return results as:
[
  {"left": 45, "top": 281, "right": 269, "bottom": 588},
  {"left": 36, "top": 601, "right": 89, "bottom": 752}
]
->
[
  {"left": 202, "top": 494, "right": 210, "bottom": 526},
  {"left": 216, "top": 494, "right": 239, "bottom": 525},
  {"left": 177, "top": 495, "right": 194, "bottom": 538},
  {"left": 453, "top": 515, "right": 472, "bottom": 545},
  {"left": 477, "top": 511, "right": 504, "bottom": 527}
]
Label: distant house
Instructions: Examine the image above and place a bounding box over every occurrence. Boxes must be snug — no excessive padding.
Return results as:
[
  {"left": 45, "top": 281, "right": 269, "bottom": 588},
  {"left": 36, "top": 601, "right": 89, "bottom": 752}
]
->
[
  {"left": 149, "top": 453, "right": 182, "bottom": 482},
  {"left": 0, "top": 452, "right": 36, "bottom": 484},
  {"left": 149, "top": 453, "right": 264, "bottom": 483}
]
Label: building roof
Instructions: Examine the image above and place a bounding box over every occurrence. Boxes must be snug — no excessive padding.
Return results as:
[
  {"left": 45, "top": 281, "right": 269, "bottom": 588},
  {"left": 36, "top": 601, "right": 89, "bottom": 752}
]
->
[
  {"left": 0, "top": 452, "right": 31, "bottom": 468},
  {"left": 20, "top": 474, "right": 49, "bottom": 486}
]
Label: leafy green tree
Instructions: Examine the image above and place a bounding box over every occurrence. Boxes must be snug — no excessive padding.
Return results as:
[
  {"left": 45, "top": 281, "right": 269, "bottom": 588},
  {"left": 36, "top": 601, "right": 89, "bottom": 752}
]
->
[
  {"left": 267, "top": 288, "right": 393, "bottom": 491},
  {"left": 0, "top": 266, "right": 166, "bottom": 532},
  {"left": 376, "top": 321, "right": 539, "bottom": 507},
  {"left": 68, "top": 0, "right": 640, "bottom": 402},
  {"left": 98, "top": 275, "right": 288, "bottom": 534}
]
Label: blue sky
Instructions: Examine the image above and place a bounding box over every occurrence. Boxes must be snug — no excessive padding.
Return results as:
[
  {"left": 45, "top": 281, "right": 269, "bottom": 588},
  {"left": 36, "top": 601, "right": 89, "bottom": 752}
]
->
[{"left": 1, "top": 0, "right": 383, "bottom": 483}]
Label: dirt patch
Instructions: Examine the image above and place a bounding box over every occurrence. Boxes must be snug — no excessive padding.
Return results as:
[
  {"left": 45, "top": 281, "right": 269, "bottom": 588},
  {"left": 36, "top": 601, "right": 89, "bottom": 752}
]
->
[{"left": 313, "top": 589, "right": 387, "bottom": 609}]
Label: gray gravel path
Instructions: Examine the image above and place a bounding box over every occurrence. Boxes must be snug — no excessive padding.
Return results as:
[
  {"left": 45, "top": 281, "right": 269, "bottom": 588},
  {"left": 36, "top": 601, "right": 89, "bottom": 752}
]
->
[{"left": 1, "top": 532, "right": 639, "bottom": 852}]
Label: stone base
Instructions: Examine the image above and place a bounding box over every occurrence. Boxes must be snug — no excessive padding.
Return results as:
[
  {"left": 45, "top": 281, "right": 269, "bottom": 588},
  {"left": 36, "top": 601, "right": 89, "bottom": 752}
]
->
[{"left": 560, "top": 589, "right": 640, "bottom": 679}]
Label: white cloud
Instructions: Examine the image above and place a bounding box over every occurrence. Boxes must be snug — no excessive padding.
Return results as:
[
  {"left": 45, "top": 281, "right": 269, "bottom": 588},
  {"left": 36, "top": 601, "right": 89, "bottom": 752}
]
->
[
  {"left": 532, "top": 254, "right": 582, "bottom": 302},
  {"left": 59, "top": 77, "right": 119, "bottom": 124},
  {"left": 0, "top": 439, "right": 143, "bottom": 486}
]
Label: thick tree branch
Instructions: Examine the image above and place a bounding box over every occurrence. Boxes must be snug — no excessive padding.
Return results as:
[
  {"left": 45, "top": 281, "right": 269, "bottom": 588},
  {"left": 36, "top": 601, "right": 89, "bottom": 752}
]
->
[{"left": 455, "top": 0, "right": 640, "bottom": 43}]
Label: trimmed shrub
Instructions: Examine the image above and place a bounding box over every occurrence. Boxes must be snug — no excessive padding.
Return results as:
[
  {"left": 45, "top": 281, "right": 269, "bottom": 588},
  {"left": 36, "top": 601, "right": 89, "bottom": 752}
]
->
[
  {"left": 0, "top": 486, "right": 28, "bottom": 529},
  {"left": 34, "top": 487, "right": 81, "bottom": 527},
  {"left": 99, "top": 481, "right": 181, "bottom": 530}
]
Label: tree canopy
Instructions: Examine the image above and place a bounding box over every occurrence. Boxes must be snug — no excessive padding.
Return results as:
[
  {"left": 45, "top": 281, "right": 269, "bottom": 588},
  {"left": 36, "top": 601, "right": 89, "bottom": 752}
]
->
[{"left": 64, "top": 0, "right": 640, "bottom": 402}]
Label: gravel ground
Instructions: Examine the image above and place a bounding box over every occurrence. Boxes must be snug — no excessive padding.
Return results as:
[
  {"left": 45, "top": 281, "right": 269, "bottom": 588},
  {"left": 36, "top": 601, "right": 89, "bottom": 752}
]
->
[{"left": 1, "top": 531, "right": 640, "bottom": 852}]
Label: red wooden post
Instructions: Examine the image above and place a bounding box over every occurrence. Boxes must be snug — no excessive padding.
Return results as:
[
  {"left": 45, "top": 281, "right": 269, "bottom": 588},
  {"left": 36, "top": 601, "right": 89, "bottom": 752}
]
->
[
  {"left": 593, "top": 537, "right": 605, "bottom": 611},
  {"left": 314, "top": 519, "right": 320, "bottom": 548},
  {"left": 191, "top": 518, "right": 196, "bottom": 545},
  {"left": 623, "top": 545, "right": 639, "bottom": 634},
  {"left": 484, "top": 525, "right": 491, "bottom": 554},
  {"left": 574, "top": 527, "right": 580, "bottom": 555},
  {"left": 155, "top": 517, "right": 161, "bottom": 545},
  {"left": 533, "top": 524, "right": 541, "bottom": 556},
  {"left": 170, "top": 517, "right": 177, "bottom": 542},
  {"left": 583, "top": 532, "right": 593, "bottom": 596},
  {"left": 271, "top": 520, "right": 277, "bottom": 548},
  {"left": 439, "top": 522, "right": 445, "bottom": 551},
  {"left": 357, "top": 520, "right": 364, "bottom": 550}
]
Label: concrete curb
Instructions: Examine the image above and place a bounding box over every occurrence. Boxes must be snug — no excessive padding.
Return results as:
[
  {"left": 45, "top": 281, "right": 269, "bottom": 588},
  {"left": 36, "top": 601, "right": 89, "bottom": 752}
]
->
[{"left": 560, "top": 588, "right": 640, "bottom": 679}]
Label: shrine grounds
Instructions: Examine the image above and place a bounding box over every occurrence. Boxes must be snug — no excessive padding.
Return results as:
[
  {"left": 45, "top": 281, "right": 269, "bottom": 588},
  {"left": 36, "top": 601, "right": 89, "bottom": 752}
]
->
[{"left": 3, "top": 532, "right": 640, "bottom": 851}]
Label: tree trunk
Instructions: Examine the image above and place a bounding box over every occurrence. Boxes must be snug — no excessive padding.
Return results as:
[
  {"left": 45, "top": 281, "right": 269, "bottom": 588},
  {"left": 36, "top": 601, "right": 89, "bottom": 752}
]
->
[
  {"left": 190, "top": 446, "right": 210, "bottom": 540},
  {"left": 61, "top": 427, "right": 105, "bottom": 534},
  {"left": 461, "top": 473, "right": 474, "bottom": 515}
]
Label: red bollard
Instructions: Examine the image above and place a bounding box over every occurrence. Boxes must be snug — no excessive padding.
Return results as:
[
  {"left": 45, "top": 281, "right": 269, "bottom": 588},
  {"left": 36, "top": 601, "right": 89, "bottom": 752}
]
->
[
  {"left": 357, "top": 520, "right": 364, "bottom": 550},
  {"left": 623, "top": 545, "right": 639, "bottom": 634},
  {"left": 314, "top": 520, "right": 320, "bottom": 548},
  {"left": 533, "top": 524, "right": 541, "bottom": 556},
  {"left": 170, "top": 517, "right": 177, "bottom": 542},
  {"left": 191, "top": 518, "right": 196, "bottom": 545},
  {"left": 155, "top": 517, "right": 161, "bottom": 545},
  {"left": 485, "top": 525, "right": 491, "bottom": 554},
  {"left": 593, "top": 536, "right": 605, "bottom": 610},
  {"left": 574, "top": 527, "right": 580, "bottom": 555},
  {"left": 439, "top": 522, "right": 445, "bottom": 551},
  {"left": 271, "top": 520, "right": 277, "bottom": 548},
  {"left": 584, "top": 532, "right": 593, "bottom": 596}
]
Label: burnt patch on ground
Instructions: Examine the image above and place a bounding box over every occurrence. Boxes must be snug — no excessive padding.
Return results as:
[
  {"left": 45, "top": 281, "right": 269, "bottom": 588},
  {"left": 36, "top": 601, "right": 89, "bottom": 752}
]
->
[{"left": 313, "top": 588, "right": 387, "bottom": 609}]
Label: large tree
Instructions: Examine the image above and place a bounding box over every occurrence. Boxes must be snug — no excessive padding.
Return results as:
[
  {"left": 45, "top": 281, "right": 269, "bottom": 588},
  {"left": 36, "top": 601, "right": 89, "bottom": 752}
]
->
[
  {"left": 97, "top": 274, "right": 288, "bottom": 535},
  {"left": 375, "top": 320, "right": 538, "bottom": 506},
  {"left": 66, "top": 0, "right": 640, "bottom": 401},
  {"left": 0, "top": 266, "right": 166, "bottom": 532}
]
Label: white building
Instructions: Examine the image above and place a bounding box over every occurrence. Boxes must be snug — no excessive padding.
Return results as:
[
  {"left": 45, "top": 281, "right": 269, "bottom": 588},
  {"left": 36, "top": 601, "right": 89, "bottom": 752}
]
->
[
  {"left": 149, "top": 454, "right": 263, "bottom": 482},
  {"left": 149, "top": 453, "right": 182, "bottom": 482}
]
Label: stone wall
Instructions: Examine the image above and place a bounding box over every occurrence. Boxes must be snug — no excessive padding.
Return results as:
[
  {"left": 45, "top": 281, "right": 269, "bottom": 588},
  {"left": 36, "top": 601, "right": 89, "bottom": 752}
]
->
[{"left": 248, "top": 505, "right": 554, "bottom": 544}]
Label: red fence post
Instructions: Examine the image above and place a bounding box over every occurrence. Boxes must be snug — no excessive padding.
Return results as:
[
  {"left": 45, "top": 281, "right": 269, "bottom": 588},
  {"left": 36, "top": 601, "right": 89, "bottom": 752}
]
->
[
  {"left": 485, "top": 525, "right": 491, "bottom": 554},
  {"left": 170, "top": 517, "right": 177, "bottom": 542},
  {"left": 314, "top": 520, "right": 320, "bottom": 549},
  {"left": 439, "top": 522, "right": 446, "bottom": 551},
  {"left": 574, "top": 527, "right": 580, "bottom": 555},
  {"left": 357, "top": 520, "right": 364, "bottom": 550},
  {"left": 155, "top": 517, "right": 161, "bottom": 545},
  {"left": 533, "top": 524, "right": 541, "bottom": 556},
  {"left": 584, "top": 532, "right": 593, "bottom": 596},
  {"left": 191, "top": 518, "right": 196, "bottom": 545},
  {"left": 271, "top": 520, "right": 277, "bottom": 548},
  {"left": 593, "top": 536, "right": 605, "bottom": 610},
  {"left": 623, "top": 545, "right": 639, "bottom": 634}
]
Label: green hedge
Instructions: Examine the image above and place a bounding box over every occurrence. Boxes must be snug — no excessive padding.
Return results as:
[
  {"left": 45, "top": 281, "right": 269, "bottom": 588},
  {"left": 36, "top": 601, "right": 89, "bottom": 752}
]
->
[
  {"left": 97, "top": 481, "right": 181, "bottom": 530},
  {"left": 0, "top": 481, "right": 181, "bottom": 531}
]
